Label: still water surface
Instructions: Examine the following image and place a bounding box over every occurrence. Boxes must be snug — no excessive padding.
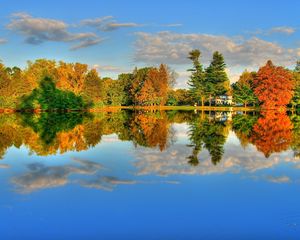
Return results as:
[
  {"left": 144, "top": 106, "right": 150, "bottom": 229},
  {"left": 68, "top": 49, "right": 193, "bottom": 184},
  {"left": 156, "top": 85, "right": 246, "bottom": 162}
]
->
[{"left": 0, "top": 110, "right": 300, "bottom": 239}]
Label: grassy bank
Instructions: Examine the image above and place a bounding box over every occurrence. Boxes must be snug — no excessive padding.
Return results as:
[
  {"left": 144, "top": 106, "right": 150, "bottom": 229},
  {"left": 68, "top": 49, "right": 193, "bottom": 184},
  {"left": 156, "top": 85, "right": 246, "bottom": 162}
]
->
[
  {"left": 0, "top": 105, "right": 259, "bottom": 113},
  {"left": 86, "top": 105, "right": 259, "bottom": 112},
  {"left": 4, "top": 105, "right": 300, "bottom": 114}
]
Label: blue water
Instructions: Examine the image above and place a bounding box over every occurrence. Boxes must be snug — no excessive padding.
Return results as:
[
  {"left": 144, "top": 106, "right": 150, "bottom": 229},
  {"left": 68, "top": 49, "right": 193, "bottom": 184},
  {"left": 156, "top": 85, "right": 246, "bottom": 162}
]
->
[{"left": 0, "top": 112, "right": 300, "bottom": 239}]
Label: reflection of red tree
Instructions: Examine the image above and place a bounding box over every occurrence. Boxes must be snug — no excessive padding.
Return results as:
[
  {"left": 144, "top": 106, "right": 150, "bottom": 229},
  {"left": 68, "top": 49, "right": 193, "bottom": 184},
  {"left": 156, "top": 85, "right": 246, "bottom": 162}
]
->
[
  {"left": 250, "top": 111, "right": 293, "bottom": 157},
  {"left": 131, "top": 112, "right": 169, "bottom": 151}
]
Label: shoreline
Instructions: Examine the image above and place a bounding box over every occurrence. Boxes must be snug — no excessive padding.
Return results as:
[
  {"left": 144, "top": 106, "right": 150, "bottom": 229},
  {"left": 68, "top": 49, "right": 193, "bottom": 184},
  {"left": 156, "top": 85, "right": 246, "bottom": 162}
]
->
[
  {"left": 0, "top": 106, "right": 259, "bottom": 113},
  {"left": 1, "top": 105, "right": 298, "bottom": 113}
]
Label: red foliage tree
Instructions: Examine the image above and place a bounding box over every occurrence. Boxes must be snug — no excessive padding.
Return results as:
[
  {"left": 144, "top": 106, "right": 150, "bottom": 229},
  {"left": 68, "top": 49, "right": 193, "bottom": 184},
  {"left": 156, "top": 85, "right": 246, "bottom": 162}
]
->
[{"left": 254, "top": 60, "right": 294, "bottom": 109}]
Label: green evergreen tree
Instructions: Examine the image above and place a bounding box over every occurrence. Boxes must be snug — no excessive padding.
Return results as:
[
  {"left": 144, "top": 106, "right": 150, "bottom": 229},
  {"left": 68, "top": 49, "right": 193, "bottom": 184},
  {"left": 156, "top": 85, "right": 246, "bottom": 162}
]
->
[
  {"left": 187, "top": 49, "right": 206, "bottom": 106},
  {"left": 291, "top": 61, "right": 300, "bottom": 109},
  {"left": 231, "top": 70, "right": 258, "bottom": 107},
  {"left": 205, "top": 51, "right": 230, "bottom": 106},
  {"left": 19, "top": 76, "right": 87, "bottom": 111}
]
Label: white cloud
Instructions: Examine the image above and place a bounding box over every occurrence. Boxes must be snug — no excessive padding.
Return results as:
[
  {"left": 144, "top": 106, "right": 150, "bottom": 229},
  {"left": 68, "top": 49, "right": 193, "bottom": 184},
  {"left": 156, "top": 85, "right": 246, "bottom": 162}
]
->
[
  {"left": 80, "top": 16, "right": 114, "bottom": 27},
  {"left": 0, "top": 164, "right": 10, "bottom": 169},
  {"left": 81, "top": 16, "right": 141, "bottom": 31},
  {"left": 134, "top": 31, "right": 299, "bottom": 68},
  {"left": 269, "top": 26, "right": 296, "bottom": 35},
  {"left": 7, "top": 12, "right": 102, "bottom": 50},
  {"left": 251, "top": 26, "right": 297, "bottom": 36},
  {"left": 102, "top": 22, "right": 141, "bottom": 31},
  {"left": 0, "top": 38, "right": 7, "bottom": 44},
  {"left": 266, "top": 175, "right": 291, "bottom": 183},
  {"left": 93, "top": 64, "right": 123, "bottom": 72},
  {"left": 161, "top": 24, "right": 183, "bottom": 27},
  {"left": 225, "top": 68, "right": 240, "bottom": 83},
  {"left": 70, "top": 38, "right": 104, "bottom": 50},
  {"left": 174, "top": 71, "right": 190, "bottom": 89}
]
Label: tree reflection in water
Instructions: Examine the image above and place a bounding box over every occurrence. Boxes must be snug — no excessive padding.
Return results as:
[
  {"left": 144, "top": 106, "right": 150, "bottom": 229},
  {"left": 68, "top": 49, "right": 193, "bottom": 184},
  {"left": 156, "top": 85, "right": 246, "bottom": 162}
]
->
[
  {"left": 0, "top": 110, "right": 299, "bottom": 165},
  {"left": 250, "top": 111, "right": 293, "bottom": 157},
  {"left": 188, "top": 111, "right": 230, "bottom": 166}
]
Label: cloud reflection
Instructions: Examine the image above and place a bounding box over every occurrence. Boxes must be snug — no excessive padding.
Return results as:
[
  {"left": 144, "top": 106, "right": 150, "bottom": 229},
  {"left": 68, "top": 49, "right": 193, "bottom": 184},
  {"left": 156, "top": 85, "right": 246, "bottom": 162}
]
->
[
  {"left": 0, "top": 164, "right": 10, "bottom": 169},
  {"left": 266, "top": 175, "right": 291, "bottom": 184},
  {"left": 133, "top": 133, "right": 299, "bottom": 179},
  {"left": 79, "top": 176, "right": 137, "bottom": 191},
  {"left": 12, "top": 158, "right": 102, "bottom": 193}
]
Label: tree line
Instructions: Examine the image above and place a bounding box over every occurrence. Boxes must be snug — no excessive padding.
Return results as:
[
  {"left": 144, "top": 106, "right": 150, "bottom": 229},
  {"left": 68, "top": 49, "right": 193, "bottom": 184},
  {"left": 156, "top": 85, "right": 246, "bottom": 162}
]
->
[
  {"left": 188, "top": 49, "right": 300, "bottom": 109},
  {"left": 1, "top": 52, "right": 300, "bottom": 110},
  {"left": 0, "top": 59, "right": 175, "bottom": 110}
]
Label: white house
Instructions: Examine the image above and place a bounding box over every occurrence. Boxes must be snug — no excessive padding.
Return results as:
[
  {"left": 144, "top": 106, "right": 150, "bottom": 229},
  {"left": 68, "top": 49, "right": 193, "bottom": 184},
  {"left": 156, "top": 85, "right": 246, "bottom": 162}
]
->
[{"left": 214, "top": 95, "right": 233, "bottom": 105}]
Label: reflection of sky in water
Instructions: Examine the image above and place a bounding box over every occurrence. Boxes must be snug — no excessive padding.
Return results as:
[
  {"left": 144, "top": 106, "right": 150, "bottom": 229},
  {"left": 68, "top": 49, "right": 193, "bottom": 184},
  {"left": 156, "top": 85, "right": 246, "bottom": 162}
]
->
[{"left": 1, "top": 123, "right": 300, "bottom": 239}]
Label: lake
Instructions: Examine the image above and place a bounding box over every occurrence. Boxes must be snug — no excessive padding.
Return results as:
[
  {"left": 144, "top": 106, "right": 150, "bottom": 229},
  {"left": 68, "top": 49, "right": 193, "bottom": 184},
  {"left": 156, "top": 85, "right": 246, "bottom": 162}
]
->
[{"left": 1, "top": 110, "right": 300, "bottom": 239}]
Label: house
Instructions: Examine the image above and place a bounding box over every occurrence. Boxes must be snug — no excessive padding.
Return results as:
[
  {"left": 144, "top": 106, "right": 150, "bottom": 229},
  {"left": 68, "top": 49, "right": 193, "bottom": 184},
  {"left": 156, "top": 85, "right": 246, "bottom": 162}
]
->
[{"left": 213, "top": 95, "right": 233, "bottom": 105}]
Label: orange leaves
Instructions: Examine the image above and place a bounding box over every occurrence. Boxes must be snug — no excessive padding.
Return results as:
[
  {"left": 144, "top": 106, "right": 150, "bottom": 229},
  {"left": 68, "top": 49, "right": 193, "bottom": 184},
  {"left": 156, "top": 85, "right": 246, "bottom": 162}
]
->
[
  {"left": 56, "top": 62, "right": 88, "bottom": 94},
  {"left": 254, "top": 60, "right": 294, "bottom": 109},
  {"left": 137, "top": 76, "right": 156, "bottom": 105},
  {"left": 132, "top": 64, "right": 170, "bottom": 106},
  {"left": 250, "top": 111, "right": 293, "bottom": 157},
  {"left": 130, "top": 112, "right": 169, "bottom": 151}
]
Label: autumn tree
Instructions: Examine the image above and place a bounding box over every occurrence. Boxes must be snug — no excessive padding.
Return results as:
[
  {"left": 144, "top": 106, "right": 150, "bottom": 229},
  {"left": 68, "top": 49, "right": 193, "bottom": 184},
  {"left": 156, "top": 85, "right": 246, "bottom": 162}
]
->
[
  {"left": 0, "top": 63, "right": 12, "bottom": 107},
  {"left": 129, "top": 65, "right": 172, "bottom": 106},
  {"left": 290, "top": 61, "right": 300, "bottom": 109},
  {"left": 137, "top": 70, "right": 157, "bottom": 105},
  {"left": 254, "top": 60, "right": 294, "bottom": 109},
  {"left": 130, "top": 67, "right": 151, "bottom": 105},
  {"left": 231, "top": 70, "right": 258, "bottom": 107},
  {"left": 0, "top": 64, "right": 28, "bottom": 108},
  {"left": 103, "top": 78, "right": 126, "bottom": 106},
  {"left": 56, "top": 62, "right": 88, "bottom": 94},
  {"left": 167, "top": 89, "right": 192, "bottom": 106},
  {"left": 156, "top": 64, "right": 169, "bottom": 105},
  {"left": 82, "top": 69, "right": 104, "bottom": 106},
  {"left": 24, "top": 59, "right": 58, "bottom": 93}
]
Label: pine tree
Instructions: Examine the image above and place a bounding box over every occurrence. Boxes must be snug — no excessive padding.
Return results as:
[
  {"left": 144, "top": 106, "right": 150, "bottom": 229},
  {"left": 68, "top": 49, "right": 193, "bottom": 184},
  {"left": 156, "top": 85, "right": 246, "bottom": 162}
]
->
[
  {"left": 205, "top": 51, "right": 230, "bottom": 106},
  {"left": 291, "top": 61, "right": 300, "bottom": 109},
  {"left": 231, "top": 70, "right": 258, "bottom": 107},
  {"left": 187, "top": 49, "right": 206, "bottom": 106}
]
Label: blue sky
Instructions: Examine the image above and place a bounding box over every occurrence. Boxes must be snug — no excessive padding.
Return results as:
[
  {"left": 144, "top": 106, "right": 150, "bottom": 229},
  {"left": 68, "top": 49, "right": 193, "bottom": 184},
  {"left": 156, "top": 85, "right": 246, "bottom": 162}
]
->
[{"left": 0, "top": 0, "right": 300, "bottom": 87}]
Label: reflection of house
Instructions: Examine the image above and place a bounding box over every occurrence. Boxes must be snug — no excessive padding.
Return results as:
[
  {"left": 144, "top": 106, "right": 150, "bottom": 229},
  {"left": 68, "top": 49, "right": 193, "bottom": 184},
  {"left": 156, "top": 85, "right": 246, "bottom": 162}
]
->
[
  {"left": 213, "top": 95, "right": 233, "bottom": 105},
  {"left": 209, "top": 111, "right": 233, "bottom": 122}
]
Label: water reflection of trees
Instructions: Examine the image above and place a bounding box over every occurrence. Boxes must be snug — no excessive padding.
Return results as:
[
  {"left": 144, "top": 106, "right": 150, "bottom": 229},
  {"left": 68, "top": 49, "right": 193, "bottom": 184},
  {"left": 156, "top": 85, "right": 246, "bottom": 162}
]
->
[
  {"left": 250, "top": 111, "right": 293, "bottom": 157},
  {"left": 291, "top": 114, "right": 300, "bottom": 158},
  {"left": 0, "top": 110, "right": 175, "bottom": 158},
  {"left": 1, "top": 110, "right": 300, "bottom": 163},
  {"left": 232, "top": 113, "right": 258, "bottom": 148},
  {"left": 188, "top": 110, "right": 298, "bottom": 165},
  {"left": 129, "top": 111, "right": 174, "bottom": 151},
  {"left": 233, "top": 111, "right": 294, "bottom": 157},
  {"left": 188, "top": 112, "right": 230, "bottom": 166}
]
